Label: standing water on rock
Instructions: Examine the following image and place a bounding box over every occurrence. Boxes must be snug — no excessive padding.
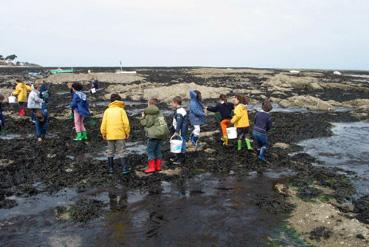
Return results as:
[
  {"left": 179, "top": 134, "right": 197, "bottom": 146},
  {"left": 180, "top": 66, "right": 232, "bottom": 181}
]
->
[{"left": 299, "top": 122, "right": 369, "bottom": 196}]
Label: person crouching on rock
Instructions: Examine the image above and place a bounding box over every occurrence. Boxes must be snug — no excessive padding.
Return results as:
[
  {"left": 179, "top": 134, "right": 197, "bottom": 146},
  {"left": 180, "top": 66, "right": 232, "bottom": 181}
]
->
[
  {"left": 231, "top": 95, "right": 253, "bottom": 151},
  {"left": 70, "top": 82, "right": 90, "bottom": 141},
  {"left": 140, "top": 98, "right": 169, "bottom": 173},
  {"left": 100, "top": 94, "right": 131, "bottom": 175},
  {"left": 253, "top": 99, "right": 273, "bottom": 162},
  {"left": 35, "top": 108, "right": 48, "bottom": 142},
  {"left": 12, "top": 79, "right": 32, "bottom": 117},
  {"left": 0, "top": 93, "right": 5, "bottom": 132},
  {"left": 27, "top": 82, "right": 44, "bottom": 124},
  {"left": 189, "top": 90, "right": 206, "bottom": 147},
  {"left": 207, "top": 94, "right": 234, "bottom": 146},
  {"left": 170, "top": 96, "right": 189, "bottom": 165}
]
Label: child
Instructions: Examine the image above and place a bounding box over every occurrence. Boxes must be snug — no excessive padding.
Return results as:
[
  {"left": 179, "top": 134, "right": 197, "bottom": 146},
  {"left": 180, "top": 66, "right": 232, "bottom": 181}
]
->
[
  {"left": 100, "top": 94, "right": 131, "bottom": 175},
  {"left": 39, "top": 80, "right": 50, "bottom": 108},
  {"left": 35, "top": 108, "right": 48, "bottom": 142},
  {"left": 0, "top": 93, "right": 4, "bottom": 132},
  {"left": 207, "top": 94, "right": 234, "bottom": 145},
  {"left": 27, "top": 82, "right": 44, "bottom": 123},
  {"left": 12, "top": 79, "right": 32, "bottom": 116},
  {"left": 140, "top": 98, "right": 169, "bottom": 173},
  {"left": 253, "top": 99, "right": 273, "bottom": 161},
  {"left": 90, "top": 79, "right": 99, "bottom": 94},
  {"left": 231, "top": 95, "right": 253, "bottom": 151},
  {"left": 70, "top": 82, "right": 90, "bottom": 141},
  {"left": 171, "top": 96, "right": 189, "bottom": 165},
  {"left": 188, "top": 90, "right": 206, "bottom": 146}
]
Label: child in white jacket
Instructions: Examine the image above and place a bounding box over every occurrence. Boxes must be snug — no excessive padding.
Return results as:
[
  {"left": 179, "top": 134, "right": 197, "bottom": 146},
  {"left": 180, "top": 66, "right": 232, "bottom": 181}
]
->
[{"left": 27, "top": 83, "right": 44, "bottom": 123}]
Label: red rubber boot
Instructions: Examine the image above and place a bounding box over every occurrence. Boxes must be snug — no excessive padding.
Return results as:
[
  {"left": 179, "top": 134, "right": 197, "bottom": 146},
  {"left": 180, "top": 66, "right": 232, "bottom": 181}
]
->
[
  {"left": 144, "top": 160, "right": 156, "bottom": 173},
  {"left": 155, "top": 159, "right": 162, "bottom": 171}
]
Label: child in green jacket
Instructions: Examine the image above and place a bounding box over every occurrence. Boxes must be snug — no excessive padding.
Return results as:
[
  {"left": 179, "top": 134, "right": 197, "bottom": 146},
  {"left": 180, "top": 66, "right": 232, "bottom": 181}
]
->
[{"left": 140, "top": 98, "right": 169, "bottom": 173}]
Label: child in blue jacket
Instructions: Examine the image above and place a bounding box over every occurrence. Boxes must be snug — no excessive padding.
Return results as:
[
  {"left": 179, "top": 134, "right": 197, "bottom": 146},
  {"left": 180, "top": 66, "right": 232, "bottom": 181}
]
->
[
  {"left": 35, "top": 108, "right": 48, "bottom": 142},
  {"left": 70, "top": 82, "right": 90, "bottom": 141},
  {"left": 188, "top": 90, "right": 206, "bottom": 146},
  {"left": 253, "top": 99, "right": 273, "bottom": 161}
]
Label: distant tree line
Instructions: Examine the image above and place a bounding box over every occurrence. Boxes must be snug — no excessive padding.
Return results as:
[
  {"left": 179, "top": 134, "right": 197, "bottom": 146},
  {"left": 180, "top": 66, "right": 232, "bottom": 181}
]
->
[{"left": 0, "top": 54, "right": 18, "bottom": 61}]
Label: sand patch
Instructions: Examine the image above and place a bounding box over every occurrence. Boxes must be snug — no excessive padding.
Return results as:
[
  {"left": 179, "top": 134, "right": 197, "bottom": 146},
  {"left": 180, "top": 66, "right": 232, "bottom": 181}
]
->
[
  {"left": 277, "top": 184, "right": 369, "bottom": 247},
  {"left": 279, "top": 96, "right": 338, "bottom": 111}
]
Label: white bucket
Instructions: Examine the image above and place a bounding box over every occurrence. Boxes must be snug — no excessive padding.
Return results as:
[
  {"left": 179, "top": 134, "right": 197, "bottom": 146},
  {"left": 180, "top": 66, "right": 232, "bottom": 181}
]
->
[
  {"left": 226, "top": 127, "right": 237, "bottom": 139},
  {"left": 91, "top": 88, "right": 96, "bottom": 94},
  {"left": 170, "top": 135, "right": 183, "bottom": 154},
  {"left": 8, "top": 96, "right": 17, "bottom": 104}
]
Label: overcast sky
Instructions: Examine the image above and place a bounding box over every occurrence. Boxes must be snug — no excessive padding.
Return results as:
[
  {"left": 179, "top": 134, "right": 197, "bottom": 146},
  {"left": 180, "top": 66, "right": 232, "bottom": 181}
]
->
[{"left": 1, "top": 0, "right": 368, "bottom": 69}]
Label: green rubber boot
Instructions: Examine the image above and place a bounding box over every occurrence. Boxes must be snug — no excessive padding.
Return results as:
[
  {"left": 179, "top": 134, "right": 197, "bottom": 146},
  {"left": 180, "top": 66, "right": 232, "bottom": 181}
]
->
[
  {"left": 245, "top": 138, "right": 253, "bottom": 151},
  {"left": 81, "top": 131, "right": 88, "bottom": 140},
  {"left": 237, "top": 140, "right": 243, "bottom": 151},
  {"left": 74, "top": 132, "right": 83, "bottom": 141}
]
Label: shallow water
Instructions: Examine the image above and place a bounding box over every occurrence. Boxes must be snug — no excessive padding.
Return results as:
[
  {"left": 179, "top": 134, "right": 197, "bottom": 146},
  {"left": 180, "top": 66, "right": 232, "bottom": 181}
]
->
[
  {"left": 248, "top": 103, "right": 352, "bottom": 113},
  {"left": 298, "top": 122, "right": 369, "bottom": 196},
  {"left": 0, "top": 170, "right": 299, "bottom": 246}
]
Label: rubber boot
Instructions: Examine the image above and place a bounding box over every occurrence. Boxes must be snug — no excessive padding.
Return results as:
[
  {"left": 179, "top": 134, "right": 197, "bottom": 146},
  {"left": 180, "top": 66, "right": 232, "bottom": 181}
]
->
[
  {"left": 191, "top": 134, "right": 199, "bottom": 146},
  {"left": 120, "top": 157, "right": 130, "bottom": 175},
  {"left": 258, "top": 147, "right": 267, "bottom": 162},
  {"left": 108, "top": 157, "right": 114, "bottom": 174},
  {"left": 222, "top": 137, "right": 229, "bottom": 146},
  {"left": 74, "top": 132, "right": 83, "bottom": 141},
  {"left": 19, "top": 108, "right": 26, "bottom": 117},
  {"left": 144, "top": 160, "right": 156, "bottom": 173},
  {"left": 245, "top": 138, "right": 253, "bottom": 151},
  {"left": 173, "top": 153, "right": 185, "bottom": 165},
  {"left": 81, "top": 131, "right": 88, "bottom": 141},
  {"left": 155, "top": 159, "right": 162, "bottom": 171},
  {"left": 237, "top": 140, "right": 243, "bottom": 151}
]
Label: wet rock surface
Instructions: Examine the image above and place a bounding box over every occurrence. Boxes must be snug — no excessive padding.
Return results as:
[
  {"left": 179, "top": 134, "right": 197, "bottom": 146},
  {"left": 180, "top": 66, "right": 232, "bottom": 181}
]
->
[{"left": 0, "top": 67, "right": 369, "bottom": 246}]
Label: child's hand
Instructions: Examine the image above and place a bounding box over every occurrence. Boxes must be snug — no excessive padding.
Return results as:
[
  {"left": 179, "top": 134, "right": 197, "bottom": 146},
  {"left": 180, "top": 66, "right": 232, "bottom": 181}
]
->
[
  {"left": 141, "top": 112, "right": 145, "bottom": 118},
  {"left": 102, "top": 135, "right": 106, "bottom": 140}
]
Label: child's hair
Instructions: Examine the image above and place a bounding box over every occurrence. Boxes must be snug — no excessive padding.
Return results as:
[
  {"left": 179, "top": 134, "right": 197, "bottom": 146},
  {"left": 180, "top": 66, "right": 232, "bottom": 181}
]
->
[
  {"left": 16, "top": 79, "right": 22, "bottom": 83},
  {"left": 149, "top": 98, "right": 159, "bottom": 105},
  {"left": 0, "top": 93, "right": 4, "bottom": 102},
  {"left": 172, "top": 96, "right": 182, "bottom": 105},
  {"left": 219, "top": 94, "right": 227, "bottom": 103},
  {"left": 71, "top": 82, "right": 83, "bottom": 91},
  {"left": 235, "top": 95, "right": 248, "bottom": 105},
  {"left": 110, "top": 94, "right": 122, "bottom": 102},
  {"left": 262, "top": 99, "right": 273, "bottom": 112},
  {"left": 194, "top": 90, "right": 202, "bottom": 102}
]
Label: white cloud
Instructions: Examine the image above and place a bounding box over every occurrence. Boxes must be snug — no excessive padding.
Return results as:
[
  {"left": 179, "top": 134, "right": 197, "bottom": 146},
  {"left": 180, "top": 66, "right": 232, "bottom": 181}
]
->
[{"left": 0, "top": 0, "right": 368, "bottom": 69}]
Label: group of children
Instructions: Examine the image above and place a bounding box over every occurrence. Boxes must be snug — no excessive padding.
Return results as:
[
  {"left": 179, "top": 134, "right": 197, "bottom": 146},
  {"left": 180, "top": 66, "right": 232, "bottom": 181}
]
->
[
  {"left": 0, "top": 79, "right": 50, "bottom": 141},
  {"left": 99, "top": 89, "right": 273, "bottom": 175},
  {"left": 1, "top": 80, "right": 273, "bottom": 175}
]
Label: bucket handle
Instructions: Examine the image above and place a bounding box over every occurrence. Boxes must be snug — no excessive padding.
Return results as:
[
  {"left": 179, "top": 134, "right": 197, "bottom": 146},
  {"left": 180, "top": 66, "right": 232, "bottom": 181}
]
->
[{"left": 170, "top": 134, "right": 183, "bottom": 142}]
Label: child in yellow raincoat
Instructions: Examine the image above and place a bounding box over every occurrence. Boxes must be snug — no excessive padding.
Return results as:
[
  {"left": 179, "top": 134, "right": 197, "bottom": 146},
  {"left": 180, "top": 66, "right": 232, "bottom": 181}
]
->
[
  {"left": 12, "top": 79, "right": 31, "bottom": 116},
  {"left": 231, "top": 95, "right": 253, "bottom": 151},
  {"left": 100, "top": 94, "right": 131, "bottom": 175}
]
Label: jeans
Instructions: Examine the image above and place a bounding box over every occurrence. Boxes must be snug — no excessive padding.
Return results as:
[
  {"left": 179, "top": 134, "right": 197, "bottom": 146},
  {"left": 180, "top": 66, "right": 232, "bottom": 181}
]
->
[
  {"left": 147, "top": 139, "right": 162, "bottom": 161},
  {"left": 253, "top": 130, "right": 268, "bottom": 159},
  {"left": 253, "top": 130, "right": 268, "bottom": 148},
  {"left": 35, "top": 119, "right": 48, "bottom": 138}
]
